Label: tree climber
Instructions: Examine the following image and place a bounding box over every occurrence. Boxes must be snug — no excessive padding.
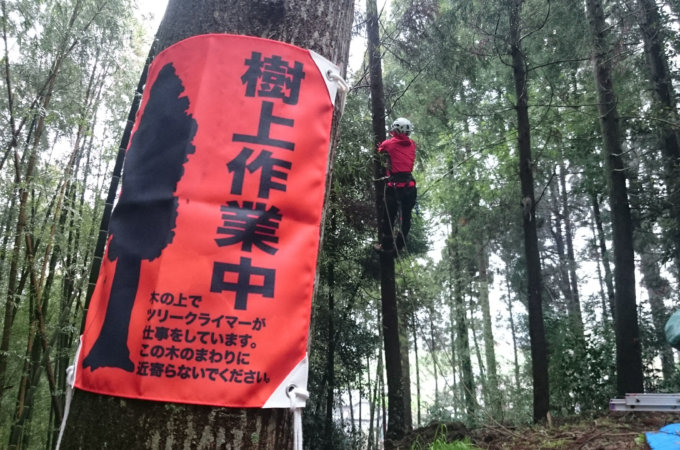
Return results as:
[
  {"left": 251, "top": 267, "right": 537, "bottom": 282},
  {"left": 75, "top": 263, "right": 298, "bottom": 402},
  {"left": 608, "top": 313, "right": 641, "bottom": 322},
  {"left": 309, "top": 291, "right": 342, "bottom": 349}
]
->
[{"left": 375, "top": 117, "right": 417, "bottom": 254}]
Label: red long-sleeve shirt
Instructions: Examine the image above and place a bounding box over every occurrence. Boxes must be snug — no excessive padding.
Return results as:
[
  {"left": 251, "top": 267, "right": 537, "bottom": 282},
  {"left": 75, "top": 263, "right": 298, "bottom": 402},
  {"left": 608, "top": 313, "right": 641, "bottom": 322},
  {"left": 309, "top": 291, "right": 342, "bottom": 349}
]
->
[{"left": 378, "top": 133, "right": 416, "bottom": 175}]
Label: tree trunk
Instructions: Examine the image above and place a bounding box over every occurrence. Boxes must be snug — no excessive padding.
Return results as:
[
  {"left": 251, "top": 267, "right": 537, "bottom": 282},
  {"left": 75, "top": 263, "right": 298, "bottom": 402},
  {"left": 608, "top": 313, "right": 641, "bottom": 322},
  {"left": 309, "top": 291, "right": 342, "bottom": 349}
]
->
[
  {"left": 428, "top": 309, "right": 440, "bottom": 408},
  {"left": 550, "top": 180, "right": 576, "bottom": 317},
  {"left": 505, "top": 276, "right": 521, "bottom": 393},
  {"left": 8, "top": 295, "right": 39, "bottom": 450},
  {"left": 636, "top": 0, "right": 680, "bottom": 273},
  {"left": 559, "top": 163, "right": 584, "bottom": 337},
  {"left": 366, "top": 0, "right": 406, "bottom": 443},
  {"left": 325, "top": 215, "right": 336, "bottom": 444},
  {"left": 591, "top": 192, "right": 615, "bottom": 319},
  {"left": 478, "top": 244, "right": 502, "bottom": 419},
  {"left": 348, "top": 381, "right": 356, "bottom": 435},
  {"left": 470, "top": 306, "right": 485, "bottom": 385},
  {"left": 411, "top": 314, "right": 421, "bottom": 427},
  {"left": 60, "top": 1, "right": 354, "bottom": 448},
  {"left": 448, "top": 275, "right": 461, "bottom": 417},
  {"left": 628, "top": 171, "right": 675, "bottom": 383},
  {"left": 399, "top": 299, "right": 412, "bottom": 431},
  {"left": 367, "top": 354, "right": 375, "bottom": 450},
  {"left": 585, "top": 0, "right": 643, "bottom": 396},
  {"left": 451, "top": 240, "right": 475, "bottom": 420},
  {"left": 640, "top": 250, "right": 675, "bottom": 382},
  {"left": 509, "top": 0, "right": 549, "bottom": 423}
]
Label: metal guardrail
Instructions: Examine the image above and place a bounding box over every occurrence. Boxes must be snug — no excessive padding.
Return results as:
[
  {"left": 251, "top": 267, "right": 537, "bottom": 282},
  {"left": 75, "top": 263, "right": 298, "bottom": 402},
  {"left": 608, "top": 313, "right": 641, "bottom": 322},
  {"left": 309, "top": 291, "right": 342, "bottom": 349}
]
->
[{"left": 610, "top": 393, "right": 680, "bottom": 412}]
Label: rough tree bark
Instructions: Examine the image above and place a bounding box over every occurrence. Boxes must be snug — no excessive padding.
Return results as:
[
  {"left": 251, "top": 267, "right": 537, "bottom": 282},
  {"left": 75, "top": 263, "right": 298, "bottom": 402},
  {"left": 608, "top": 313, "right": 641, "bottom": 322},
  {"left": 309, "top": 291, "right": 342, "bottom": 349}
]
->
[
  {"left": 59, "top": 1, "right": 354, "bottom": 448},
  {"left": 636, "top": 0, "right": 680, "bottom": 273},
  {"left": 366, "top": 0, "right": 408, "bottom": 443},
  {"left": 585, "top": 0, "right": 643, "bottom": 396},
  {"left": 509, "top": 0, "right": 550, "bottom": 423}
]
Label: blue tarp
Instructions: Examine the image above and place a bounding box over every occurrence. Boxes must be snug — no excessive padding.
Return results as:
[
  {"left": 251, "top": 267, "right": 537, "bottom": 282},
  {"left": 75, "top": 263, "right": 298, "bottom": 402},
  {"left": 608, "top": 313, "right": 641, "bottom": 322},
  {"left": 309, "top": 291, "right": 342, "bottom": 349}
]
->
[{"left": 646, "top": 423, "right": 680, "bottom": 449}]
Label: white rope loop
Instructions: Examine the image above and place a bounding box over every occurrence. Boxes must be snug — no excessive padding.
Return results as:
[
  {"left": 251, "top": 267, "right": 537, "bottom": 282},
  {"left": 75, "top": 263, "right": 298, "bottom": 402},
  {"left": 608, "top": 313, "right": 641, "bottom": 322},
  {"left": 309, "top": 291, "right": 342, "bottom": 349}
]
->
[
  {"left": 55, "top": 339, "right": 81, "bottom": 450},
  {"left": 287, "top": 385, "right": 309, "bottom": 450},
  {"left": 326, "top": 70, "right": 349, "bottom": 117}
]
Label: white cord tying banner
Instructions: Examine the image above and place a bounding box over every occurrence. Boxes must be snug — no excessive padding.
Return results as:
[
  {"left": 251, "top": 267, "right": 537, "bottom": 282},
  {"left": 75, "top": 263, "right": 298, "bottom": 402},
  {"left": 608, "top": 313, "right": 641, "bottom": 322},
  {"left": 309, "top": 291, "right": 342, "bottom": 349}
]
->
[
  {"left": 326, "top": 70, "right": 349, "bottom": 117},
  {"left": 287, "top": 385, "right": 310, "bottom": 450},
  {"left": 55, "top": 338, "right": 82, "bottom": 450}
]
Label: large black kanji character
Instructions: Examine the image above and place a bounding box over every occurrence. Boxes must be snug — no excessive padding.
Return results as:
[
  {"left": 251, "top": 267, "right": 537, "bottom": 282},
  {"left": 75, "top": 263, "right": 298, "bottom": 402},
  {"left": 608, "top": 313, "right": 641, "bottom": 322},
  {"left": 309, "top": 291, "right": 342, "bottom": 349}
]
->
[
  {"left": 226, "top": 147, "right": 254, "bottom": 196},
  {"left": 240, "top": 52, "right": 306, "bottom": 105},
  {"left": 210, "top": 257, "right": 275, "bottom": 310},
  {"left": 226, "top": 147, "right": 291, "bottom": 199},
  {"left": 249, "top": 150, "right": 291, "bottom": 198},
  {"left": 232, "top": 101, "right": 295, "bottom": 150},
  {"left": 82, "top": 63, "right": 197, "bottom": 372},
  {"left": 260, "top": 55, "right": 305, "bottom": 105},
  {"left": 215, "top": 200, "right": 281, "bottom": 254}
]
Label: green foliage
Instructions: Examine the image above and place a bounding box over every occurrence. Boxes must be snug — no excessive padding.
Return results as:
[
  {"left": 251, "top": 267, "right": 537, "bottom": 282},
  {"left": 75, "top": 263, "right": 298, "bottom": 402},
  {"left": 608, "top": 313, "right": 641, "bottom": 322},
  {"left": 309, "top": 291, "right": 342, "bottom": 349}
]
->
[
  {"left": 0, "top": 0, "right": 151, "bottom": 447},
  {"left": 427, "top": 437, "right": 480, "bottom": 450},
  {"left": 411, "top": 425, "right": 481, "bottom": 450},
  {"left": 547, "top": 318, "right": 616, "bottom": 415}
]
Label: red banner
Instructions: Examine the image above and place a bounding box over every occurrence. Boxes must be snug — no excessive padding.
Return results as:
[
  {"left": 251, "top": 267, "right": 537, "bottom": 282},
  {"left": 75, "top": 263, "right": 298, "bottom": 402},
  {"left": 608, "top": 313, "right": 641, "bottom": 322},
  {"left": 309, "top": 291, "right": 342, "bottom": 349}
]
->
[{"left": 75, "top": 34, "right": 339, "bottom": 408}]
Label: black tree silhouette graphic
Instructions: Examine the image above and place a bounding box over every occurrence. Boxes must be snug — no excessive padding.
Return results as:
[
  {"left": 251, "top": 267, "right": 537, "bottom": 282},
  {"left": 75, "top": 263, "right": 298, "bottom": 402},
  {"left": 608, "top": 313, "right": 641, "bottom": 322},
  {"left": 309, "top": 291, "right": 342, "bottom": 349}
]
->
[{"left": 83, "top": 63, "right": 197, "bottom": 371}]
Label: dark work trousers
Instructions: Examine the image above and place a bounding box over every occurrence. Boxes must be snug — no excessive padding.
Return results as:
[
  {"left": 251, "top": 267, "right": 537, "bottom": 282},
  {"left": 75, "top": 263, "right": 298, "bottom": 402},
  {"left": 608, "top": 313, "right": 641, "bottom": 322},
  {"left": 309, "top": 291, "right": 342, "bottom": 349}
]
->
[{"left": 381, "top": 179, "right": 417, "bottom": 251}]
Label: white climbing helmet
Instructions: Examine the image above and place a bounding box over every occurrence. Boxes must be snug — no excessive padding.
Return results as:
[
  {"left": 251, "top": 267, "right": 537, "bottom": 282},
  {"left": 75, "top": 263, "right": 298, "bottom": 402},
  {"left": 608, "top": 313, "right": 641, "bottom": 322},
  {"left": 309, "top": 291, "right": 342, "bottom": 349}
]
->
[{"left": 391, "top": 117, "right": 413, "bottom": 135}]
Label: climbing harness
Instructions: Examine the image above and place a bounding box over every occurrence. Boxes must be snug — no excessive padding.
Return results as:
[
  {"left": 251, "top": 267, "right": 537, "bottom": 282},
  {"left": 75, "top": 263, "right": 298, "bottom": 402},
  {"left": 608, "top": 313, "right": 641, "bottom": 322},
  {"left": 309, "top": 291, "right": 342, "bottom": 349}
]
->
[{"left": 387, "top": 180, "right": 416, "bottom": 188}]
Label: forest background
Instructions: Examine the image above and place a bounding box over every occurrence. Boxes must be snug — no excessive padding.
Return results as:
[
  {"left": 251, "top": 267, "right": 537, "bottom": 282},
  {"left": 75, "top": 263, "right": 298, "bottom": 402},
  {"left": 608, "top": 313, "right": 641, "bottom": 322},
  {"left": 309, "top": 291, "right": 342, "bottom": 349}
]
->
[{"left": 1, "top": 0, "right": 680, "bottom": 448}]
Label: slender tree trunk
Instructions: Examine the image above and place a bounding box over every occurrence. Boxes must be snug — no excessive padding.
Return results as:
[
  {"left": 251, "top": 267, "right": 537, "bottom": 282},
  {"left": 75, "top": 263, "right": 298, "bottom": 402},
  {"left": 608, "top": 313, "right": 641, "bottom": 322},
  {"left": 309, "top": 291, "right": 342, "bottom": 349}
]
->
[
  {"left": 636, "top": 0, "right": 680, "bottom": 273},
  {"left": 589, "top": 218, "right": 610, "bottom": 326},
  {"left": 366, "top": 0, "right": 406, "bottom": 443},
  {"left": 640, "top": 250, "right": 675, "bottom": 382},
  {"left": 550, "top": 180, "right": 575, "bottom": 317},
  {"left": 381, "top": 364, "right": 387, "bottom": 443},
  {"left": 367, "top": 354, "right": 375, "bottom": 450},
  {"left": 591, "top": 192, "right": 615, "bottom": 319},
  {"left": 478, "top": 245, "right": 502, "bottom": 419},
  {"left": 509, "top": 0, "right": 549, "bottom": 422},
  {"left": 60, "top": 1, "right": 354, "bottom": 448},
  {"left": 628, "top": 172, "right": 675, "bottom": 382},
  {"left": 412, "top": 314, "right": 421, "bottom": 427},
  {"left": 448, "top": 275, "right": 461, "bottom": 417},
  {"left": 559, "top": 163, "right": 584, "bottom": 337},
  {"left": 451, "top": 242, "right": 475, "bottom": 420},
  {"left": 505, "top": 276, "right": 521, "bottom": 393},
  {"left": 325, "top": 216, "right": 336, "bottom": 444},
  {"left": 399, "top": 300, "right": 412, "bottom": 431},
  {"left": 358, "top": 378, "right": 362, "bottom": 439},
  {"left": 8, "top": 295, "right": 39, "bottom": 450},
  {"left": 347, "top": 382, "right": 355, "bottom": 435},
  {"left": 585, "top": 0, "right": 643, "bottom": 396},
  {"left": 470, "top": 305, "right": 485, "bottom": 380},
  {"left": 428, "top": 310, "right": 439, "bottom": 407}
]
